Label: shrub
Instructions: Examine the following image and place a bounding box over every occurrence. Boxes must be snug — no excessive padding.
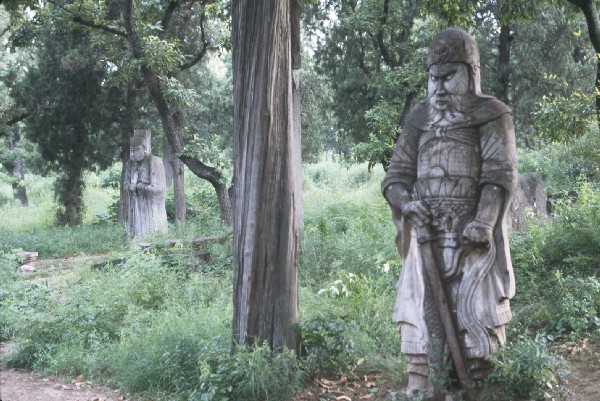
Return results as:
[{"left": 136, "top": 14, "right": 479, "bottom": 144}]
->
[
  {"left": 544, "top": 273, "right": 600, "bottom": 341},
  {"left": 540, "top": 179, "right": 600, "bottom": 277},
  {"left": 518, "top": 132, "right": 600, "bottom": 194},
  {"left": 480, "top": 336, "right": 569, "bottom": 401},
  {"left": 193, "top": 344, "right": 303, "bottom": 401},
  {"left": 300, "top": 314, "right": 356, "bottom": 375},
  {"left": 4, "top": 252, "right": 185, "bottom": 371},
  {"left": 0, "top": 224, "right": 128, "bottom": 259}
]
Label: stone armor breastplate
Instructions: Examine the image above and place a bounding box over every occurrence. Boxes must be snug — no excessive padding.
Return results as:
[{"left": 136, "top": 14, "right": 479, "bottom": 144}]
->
[{"left": 415, "top": 127, "right": 480, "bottom": 234}]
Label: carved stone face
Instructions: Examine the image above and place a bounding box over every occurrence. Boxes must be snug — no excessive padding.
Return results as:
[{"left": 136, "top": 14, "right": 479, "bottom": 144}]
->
[
  {"left": 130, "top": 145, "right": 147, "bottom": 162},
  {"left": 427, "top": 63, "right": 470, "bottom": 111}
]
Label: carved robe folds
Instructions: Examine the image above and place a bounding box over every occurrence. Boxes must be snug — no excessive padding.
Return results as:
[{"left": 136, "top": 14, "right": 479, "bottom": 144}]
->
[{"left": 124, "top": 155, "right": 168, "bottom": 237}]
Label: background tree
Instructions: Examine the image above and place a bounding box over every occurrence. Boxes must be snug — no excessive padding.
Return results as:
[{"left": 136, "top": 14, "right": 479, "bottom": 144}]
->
[
  {"left": 232, "top": 0, "right": 302, "bottom": 352},
  {"left": 16, "top": 0, "right": 236, "bottom": 226},
  {"left": 12, "top": 25, "right": 123, "bottom": 225},
  {"left": 481, "top": 2, "right": 594, "bottom": 146},
  {"left": 0, "top": 124, "right": 29, "bottom": 206},
  {"left": 0, "top": 7, "right": 30, "bottom": 206},
  {"left": 563, "top": 0, "right": 600, "bottom": 130},
  {"left": 306, "top": 0, "right": 481, "bottom": 168}
]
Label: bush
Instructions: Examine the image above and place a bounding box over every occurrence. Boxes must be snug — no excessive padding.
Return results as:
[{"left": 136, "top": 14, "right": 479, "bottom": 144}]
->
[
  {"left": 194, "top": 344, "right": 303, "bottom": 401},
  {"left": 301, "top": 193, "right": 398, "bottom": 282},
  {"left": 480, "top": 336, "right": 569, "bottom": 401},
  {"left": 518, "top": 132, "right": 600, "bottom": 194},
  {"left": 4, "top": 252, "right": 185, "bottom": 371},
  {"left": 539, "top": 179, "right": 600, "bottom": 277},
  {"left": 0, "top": 224, "right": 128, "bottom": 259},
  {"left": 544, "top": 273, "right": 600, "bottom": 341},
  {"left": 300, "top": 314, "right": 356, "bottom": 375},
  {"left": 0, "top": 246, "right": 23, "bottom": 340}
]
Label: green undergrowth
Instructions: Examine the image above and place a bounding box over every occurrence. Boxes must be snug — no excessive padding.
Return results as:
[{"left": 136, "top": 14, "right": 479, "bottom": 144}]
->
[{"left": 1, "top": 160, "right": 600, "bottom": 400}]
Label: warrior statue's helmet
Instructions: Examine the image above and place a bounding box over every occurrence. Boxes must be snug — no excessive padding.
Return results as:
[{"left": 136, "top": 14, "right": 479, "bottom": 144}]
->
[{"left": 428, "top": 28, "right": 481, "bottom": 94}]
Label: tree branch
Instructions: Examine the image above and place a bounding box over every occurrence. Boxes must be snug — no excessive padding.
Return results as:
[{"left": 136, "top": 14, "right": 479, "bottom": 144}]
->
[
  {"left": 160, "top": 0, "right": 181, "bottom": 38},
  {"left": 3, "top": 111, "right": 31, "bottom": 126},
  {"left": 0, "top": 25, "right": 10, "bottom": 38},
  {"left": 377, "top": 0, "right": 397, "bottom": 69},
  {"left": 123, "top": 0, "right": 144, "bottom": 59},
  {"left": 571, "top": 0, "right": 600, "bottom": 52},
  {"left": 180, "top": 42, "right": 210, "bottom": 70},
  {"left": 46, "top": 0, "right": 127, "bottom": 37},
  {"left": 179, "top": 11, "right": 210, "bottom": 70},
  {"left": 72, "top": 14, "right": 128, "bottom": 38}
]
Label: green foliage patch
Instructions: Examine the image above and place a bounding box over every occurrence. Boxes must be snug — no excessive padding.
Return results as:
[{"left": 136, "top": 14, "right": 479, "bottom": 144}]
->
[
  {"left": 4, "top": 157, "right": 600, "bottom": 400},
  {"left": 480, "top": 336, "right": 569, "bottom": 401}
]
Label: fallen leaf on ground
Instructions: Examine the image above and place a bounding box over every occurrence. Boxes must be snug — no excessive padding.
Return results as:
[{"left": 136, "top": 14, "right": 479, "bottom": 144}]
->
[{"left": 320, "top": 376, "right": 348, "bottom": 387}]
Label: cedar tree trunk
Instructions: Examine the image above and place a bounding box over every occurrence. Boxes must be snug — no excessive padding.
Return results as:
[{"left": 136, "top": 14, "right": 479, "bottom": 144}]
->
[
  {"left": 231, "top": 0, "right": 303, "bottom": 352},
  {"left": 164, "top": 137, "right": 187, "bottom": 224},
  {"left": 566, "top": 0, "right": 600, "bottom": 129},
  {"left": 118, "top": 84, "right": 136, "bottom": 224},
  {"left": 56, "top": 126, "right": 86, "bottom": 226},
  {"left": 496, "top": 24, "right": 513, "bottom": 105},
  {"left": 5, "top": 125, "right": 29, "bottom": 205}
]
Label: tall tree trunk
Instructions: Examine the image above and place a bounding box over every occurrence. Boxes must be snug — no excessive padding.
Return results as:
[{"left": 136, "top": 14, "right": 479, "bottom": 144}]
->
[
  {"left": 6, "top": 125, "right": 28, "bottom": 206},
  {"left": 118, "top": 84, "right": 136, "bottom": 224},
  {"left": 566, "top": 0, "right": 600, "bottom": 129},
  {"left": 496, "top": 24, "right": 513, "bottom": 105},
  {"left": 163, "top": 138, "right": 174, "bottom": 187},
  {"left": 231, "top": 0, "right": 302, "bottom": 352},
  {"left": 164, "top": 138, "right": 187, "bottom": 224},
  {"left": 56, "top": 127, "right": 86, "bottom": 226},
  {"left": 122, "top": 0, "right": 232, "bottom": 226}
]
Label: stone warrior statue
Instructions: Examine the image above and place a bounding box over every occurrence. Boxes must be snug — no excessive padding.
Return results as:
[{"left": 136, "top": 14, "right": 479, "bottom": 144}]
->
[
  {"left": 382, "top": 28, "right": 517, "bottom": 398},
  {"left": 124, "top": 131, "right": 168, "bottom": 238}
]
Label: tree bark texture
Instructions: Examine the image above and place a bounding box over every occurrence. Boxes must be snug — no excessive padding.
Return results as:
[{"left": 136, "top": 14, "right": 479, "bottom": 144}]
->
[
  {"left": 164, "top": 138, "right": 187, "bottom": 224},
  {"left": 231, "top": 0, "right": 302, "bottom": 352},
  {"left": 496, "top": 24, "right": 512, "bottom": 105},
  {"left": 122, "top": 0, "right": 232, "bottom": 226},
  {"left": 4, "top": 125, "right": 29, "bottom": 206},
  {"left": 566, "top": 0, "right": 600, "bottom": 128},
  {"left": 56, "top": 126, "right": 86, "bottom": 226},
  {"left": 163, "top": 138, "right": 174, "bottom": 187},
  {"left": 118, "top": 84, "right": 136, "bottom": 224}
]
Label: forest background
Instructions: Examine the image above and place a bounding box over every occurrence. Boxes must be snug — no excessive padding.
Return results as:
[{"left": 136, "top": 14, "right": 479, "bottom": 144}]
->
[{"left": 1, "top": 0, "right": 600, "bottom": 400}]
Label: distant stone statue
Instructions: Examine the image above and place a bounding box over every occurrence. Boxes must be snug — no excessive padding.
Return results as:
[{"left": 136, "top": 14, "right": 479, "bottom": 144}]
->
[
  {"left": 382, "top": 28, "right": 518, "bottom": 399},
  {"left": 124, "top": 131, "right": 168, "bottom": 237},
  {"left": 509, "top": 172, "right": 548, "bottom": 232}
]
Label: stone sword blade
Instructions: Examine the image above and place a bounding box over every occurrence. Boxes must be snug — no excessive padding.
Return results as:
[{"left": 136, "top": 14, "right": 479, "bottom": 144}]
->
[{"left": 415, "top": 224, "right": 473, "bottom": 398}]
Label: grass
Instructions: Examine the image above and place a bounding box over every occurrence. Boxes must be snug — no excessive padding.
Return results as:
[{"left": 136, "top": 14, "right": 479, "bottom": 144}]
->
[{"left": 2, "top": 157, "right": 600, "bottom": 400}]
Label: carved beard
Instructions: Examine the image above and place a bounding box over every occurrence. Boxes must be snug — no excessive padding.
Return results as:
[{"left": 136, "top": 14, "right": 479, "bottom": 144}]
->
[{"left": 428, "top": 94, "right": 472, "bottom": 127}]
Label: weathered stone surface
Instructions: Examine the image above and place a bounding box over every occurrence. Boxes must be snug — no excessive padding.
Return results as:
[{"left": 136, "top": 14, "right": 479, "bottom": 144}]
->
[
  {"left": 18, "top": 264, "right": 36, "bottom": 275},
  {"left": 124, "top": 131, "right": 168, "bottom": 238},
  {"left": 21, "top": 251, "right": 38, "bottom": 264},
  {"left": 509, "top": 172, "right": 548, "bottom": 232},
  {"left": 382, "top": 28, "right": 518, "bottom": 398}
]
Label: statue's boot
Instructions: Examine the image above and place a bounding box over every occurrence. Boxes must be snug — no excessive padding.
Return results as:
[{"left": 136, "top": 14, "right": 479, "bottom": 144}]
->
[
  {"left": 404, "top": 355, "right": 433, "bottom": 400},
  {"left": 467, "top": 358, "right": 493, "bottom": 381}
]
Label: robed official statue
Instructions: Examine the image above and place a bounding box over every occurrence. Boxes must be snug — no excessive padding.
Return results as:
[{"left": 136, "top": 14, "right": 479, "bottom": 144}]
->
[{"left": 124, "top": 132, "right": 168, "bottom": 238}]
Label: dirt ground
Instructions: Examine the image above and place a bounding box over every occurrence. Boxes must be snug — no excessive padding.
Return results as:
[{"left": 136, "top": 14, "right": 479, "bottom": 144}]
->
[
  {"left": 0, "top": 342, "right": 126, "bottom": 401},
  {"left": 3, "top": 340, "right": 599, "bottom": 401},
  {"left": 294, "top": 340, "right": 600, "bottom": 401}
]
